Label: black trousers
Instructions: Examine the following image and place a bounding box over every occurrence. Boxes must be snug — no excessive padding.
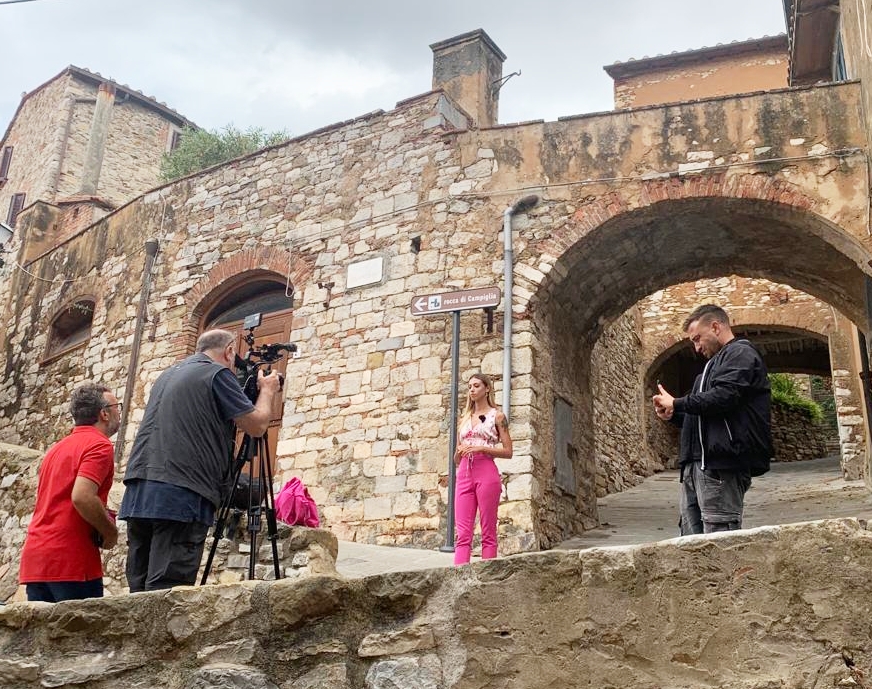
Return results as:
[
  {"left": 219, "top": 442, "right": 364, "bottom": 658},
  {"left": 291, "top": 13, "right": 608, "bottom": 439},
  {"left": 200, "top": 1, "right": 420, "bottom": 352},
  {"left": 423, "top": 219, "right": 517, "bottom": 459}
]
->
[
  {"left": 125, "top": 518, "right": 209, "bottom": 592},
  {"left": 26, "top": 579, "right": 103, "bottom": 602}
]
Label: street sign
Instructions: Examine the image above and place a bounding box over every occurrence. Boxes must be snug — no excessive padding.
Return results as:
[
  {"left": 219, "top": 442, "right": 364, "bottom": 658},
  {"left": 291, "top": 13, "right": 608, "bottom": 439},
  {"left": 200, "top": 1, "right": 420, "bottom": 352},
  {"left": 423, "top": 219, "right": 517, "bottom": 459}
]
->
[{"left": 410, "top": 286, "right": 501, "bottom": 316}]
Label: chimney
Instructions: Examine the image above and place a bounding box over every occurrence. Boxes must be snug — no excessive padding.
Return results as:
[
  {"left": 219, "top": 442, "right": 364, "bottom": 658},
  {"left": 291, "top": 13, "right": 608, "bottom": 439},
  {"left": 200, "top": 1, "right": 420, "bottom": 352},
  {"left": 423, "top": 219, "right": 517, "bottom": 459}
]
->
[
  {"left": 430, "top": 29, "right": 506, "bottom": 128},
  {"left": 79, "top": 81, "right": 116, "bottom": 196}
]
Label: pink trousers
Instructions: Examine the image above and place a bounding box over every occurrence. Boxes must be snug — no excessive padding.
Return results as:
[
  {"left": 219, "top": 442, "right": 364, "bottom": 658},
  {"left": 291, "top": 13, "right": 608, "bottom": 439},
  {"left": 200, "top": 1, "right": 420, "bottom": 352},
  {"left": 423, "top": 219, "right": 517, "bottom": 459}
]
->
[{"left": 454, "top": 454, "right": 501, "bottom": 565}]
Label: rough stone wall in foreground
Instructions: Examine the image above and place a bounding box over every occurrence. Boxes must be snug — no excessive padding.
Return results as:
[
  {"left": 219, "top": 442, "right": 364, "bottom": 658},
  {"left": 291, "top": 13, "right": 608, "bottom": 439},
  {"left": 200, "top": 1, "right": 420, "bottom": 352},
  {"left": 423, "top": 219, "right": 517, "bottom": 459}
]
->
[{"left": 1, "top": 519, "right": 870, "bottom": 688}]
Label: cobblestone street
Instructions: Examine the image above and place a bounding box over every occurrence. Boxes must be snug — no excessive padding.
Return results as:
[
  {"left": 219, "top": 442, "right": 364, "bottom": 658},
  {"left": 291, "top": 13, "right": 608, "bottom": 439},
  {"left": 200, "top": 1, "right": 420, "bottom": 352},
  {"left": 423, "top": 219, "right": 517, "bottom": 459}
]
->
[{"left": 557, "top": 455, "right": 872, "bottom": 549}]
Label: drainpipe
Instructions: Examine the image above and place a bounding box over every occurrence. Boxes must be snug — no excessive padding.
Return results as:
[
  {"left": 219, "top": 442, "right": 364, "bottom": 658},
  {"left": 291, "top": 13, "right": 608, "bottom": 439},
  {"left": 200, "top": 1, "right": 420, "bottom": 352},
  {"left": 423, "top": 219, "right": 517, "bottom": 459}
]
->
[
  {"left": 502, "top": 195, "right": 539, "bottom": 421},
  {"left": 114, "top": 239, "right": 159, "bottom": 463}
]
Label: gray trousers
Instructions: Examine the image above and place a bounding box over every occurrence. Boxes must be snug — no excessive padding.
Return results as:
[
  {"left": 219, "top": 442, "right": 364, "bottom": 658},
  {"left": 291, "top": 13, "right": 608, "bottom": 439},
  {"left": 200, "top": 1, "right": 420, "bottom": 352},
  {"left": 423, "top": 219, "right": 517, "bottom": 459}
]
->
[
  {"left": 679, "top": 461, "right": 752, "bottom": 535},
  {"left": 125, "top": 518, "right": 209, "bottom": 592}
]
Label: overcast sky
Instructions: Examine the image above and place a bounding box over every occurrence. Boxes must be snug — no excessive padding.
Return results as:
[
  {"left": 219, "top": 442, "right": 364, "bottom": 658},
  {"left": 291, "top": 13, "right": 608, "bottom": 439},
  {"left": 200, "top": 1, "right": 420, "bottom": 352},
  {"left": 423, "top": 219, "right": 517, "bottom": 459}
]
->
[{"left": 1, "top": 0, "right": 786, "bottom": 137}]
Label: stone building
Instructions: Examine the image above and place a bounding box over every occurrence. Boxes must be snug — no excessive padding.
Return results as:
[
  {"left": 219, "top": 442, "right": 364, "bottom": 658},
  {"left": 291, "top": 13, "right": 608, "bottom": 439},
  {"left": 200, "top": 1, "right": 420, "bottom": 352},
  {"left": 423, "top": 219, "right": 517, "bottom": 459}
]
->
[
  {"left": 2, "top": 12, "right": 872, "bottom": 568},
  {"left": 0, "top": 65, "right": 195, "bottom": 366},
  {"left": 0, "top": 65, "right": 194, "bottom": 235}
]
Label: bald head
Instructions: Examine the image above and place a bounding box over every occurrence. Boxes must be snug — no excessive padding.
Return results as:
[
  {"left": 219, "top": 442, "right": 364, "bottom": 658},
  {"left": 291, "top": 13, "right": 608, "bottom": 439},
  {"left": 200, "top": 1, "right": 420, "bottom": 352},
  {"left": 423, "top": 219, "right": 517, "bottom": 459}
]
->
[
  {"left": 196, "top": 329, "right": 235, "bottom": 353},
  {"left": 196, "top": 329, "right": 237, "bottom": 369}
]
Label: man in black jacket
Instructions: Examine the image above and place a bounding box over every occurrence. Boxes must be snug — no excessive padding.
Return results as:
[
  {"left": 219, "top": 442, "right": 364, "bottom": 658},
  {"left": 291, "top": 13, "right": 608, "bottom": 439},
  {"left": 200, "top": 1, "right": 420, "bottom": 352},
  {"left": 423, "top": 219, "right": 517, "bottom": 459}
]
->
[{"left": 652, "top": 304, "right": 773, "bottom": 535}]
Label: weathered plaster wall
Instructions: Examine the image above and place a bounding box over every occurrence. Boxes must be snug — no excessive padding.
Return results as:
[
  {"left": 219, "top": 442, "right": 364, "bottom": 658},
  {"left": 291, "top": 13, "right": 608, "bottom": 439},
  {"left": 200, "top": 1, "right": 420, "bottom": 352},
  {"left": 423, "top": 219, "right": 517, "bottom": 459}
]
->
[
  {"left": 612, "top": 45, "right": 788, "bottom": 109},
  {"left": 1, "top": 520, "right": 870, "bottom": 689}
]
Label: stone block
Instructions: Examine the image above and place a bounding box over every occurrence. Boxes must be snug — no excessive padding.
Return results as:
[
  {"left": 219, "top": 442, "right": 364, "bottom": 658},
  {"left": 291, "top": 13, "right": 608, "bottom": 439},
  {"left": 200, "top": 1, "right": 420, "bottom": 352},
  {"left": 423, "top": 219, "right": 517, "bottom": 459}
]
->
[
  {"left": 364, "top": 496, "right": 392, "bottom": 520},
  {"left": 375, "top": 475, "right": 407, "bottom": 493}
]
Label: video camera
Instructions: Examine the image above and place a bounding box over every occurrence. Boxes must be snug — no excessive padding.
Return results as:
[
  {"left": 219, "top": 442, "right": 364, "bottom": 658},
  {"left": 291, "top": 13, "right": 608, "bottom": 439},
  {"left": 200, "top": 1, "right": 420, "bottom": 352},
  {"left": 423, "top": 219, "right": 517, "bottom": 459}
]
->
[{"left": 234, "top": 313, "right": 297, "bottom": 403}]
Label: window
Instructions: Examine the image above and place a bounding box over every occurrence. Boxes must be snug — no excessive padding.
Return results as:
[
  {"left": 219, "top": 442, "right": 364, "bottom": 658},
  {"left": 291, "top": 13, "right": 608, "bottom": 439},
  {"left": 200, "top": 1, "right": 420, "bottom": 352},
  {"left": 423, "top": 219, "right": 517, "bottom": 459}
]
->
[
  {"left": 167, "top": 128, "right": 183, "bottom": 152},
  {"left": 6, "top": 192, "right": 25, "bottom": 227},
  {"left": 45, "top": 299, "right": 95, "bottom": 359},
  {"left": 205, "top": 279, "right": 294, "bottom": 327},
  {"left": 0, "top": 146, "right": 12, "bottom": 182}
]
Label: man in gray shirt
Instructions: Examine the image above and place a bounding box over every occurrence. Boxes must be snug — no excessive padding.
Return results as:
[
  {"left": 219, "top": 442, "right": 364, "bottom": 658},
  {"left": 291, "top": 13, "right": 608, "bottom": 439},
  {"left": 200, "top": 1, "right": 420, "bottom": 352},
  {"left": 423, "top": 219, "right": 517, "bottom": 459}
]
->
[{"left": 120, "top": 329, "right": 281, "bottom": 592}]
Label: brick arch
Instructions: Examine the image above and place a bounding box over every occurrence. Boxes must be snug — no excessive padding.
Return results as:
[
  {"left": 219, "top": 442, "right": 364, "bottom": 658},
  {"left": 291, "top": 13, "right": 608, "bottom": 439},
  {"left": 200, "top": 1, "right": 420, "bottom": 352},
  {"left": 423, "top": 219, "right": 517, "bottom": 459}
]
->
[
  {"left": 42, "top": 291, "right": 100, "bottom": 361},
  {"left": 642, "top": 299, "right": 837, "bottom": 373},
  {"left": 525, "top": 173, "right": 825, "bottom": 288},
  {"left": 520, "top": 172, "right": 872, "bottom": 341},
  {"left": 566, "top": 173, "right": 816, "bottom": 240},
  {"left": 176, "top": 247, "right": 314, "bottom": 353},
  {"left": 645, "top": 319, "right": 833, "bottom": 376}
]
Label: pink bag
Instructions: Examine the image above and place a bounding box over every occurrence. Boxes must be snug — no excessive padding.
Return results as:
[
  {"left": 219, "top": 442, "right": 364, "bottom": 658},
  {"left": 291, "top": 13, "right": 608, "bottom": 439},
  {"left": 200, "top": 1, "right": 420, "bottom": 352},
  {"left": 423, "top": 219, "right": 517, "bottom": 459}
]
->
[{"left": 275, "top": 477, "right": 320, "bottom": 527}]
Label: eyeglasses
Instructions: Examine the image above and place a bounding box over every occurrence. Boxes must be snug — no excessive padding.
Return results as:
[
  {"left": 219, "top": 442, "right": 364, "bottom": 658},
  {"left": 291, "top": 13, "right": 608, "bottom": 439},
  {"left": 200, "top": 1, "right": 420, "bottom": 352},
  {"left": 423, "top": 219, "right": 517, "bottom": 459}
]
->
[{"left": 102, "top": 402, "right": 123, "bottom": 411}]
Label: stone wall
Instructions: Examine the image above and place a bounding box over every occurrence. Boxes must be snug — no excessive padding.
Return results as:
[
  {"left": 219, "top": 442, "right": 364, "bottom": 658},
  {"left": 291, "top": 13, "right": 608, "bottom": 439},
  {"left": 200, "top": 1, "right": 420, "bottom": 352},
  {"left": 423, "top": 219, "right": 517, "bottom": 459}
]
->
[
  {"left": 0, "top": 74, "right": 69, "bottom": 221},
  {"left": 771, "top": 402, "right": 832, "bottom": 462},
  {"left": 592, "top": 307, "right": 662, "bottom": 496},
  {"left": 1, "top": 519, "right": 870, "bottom": 688}
]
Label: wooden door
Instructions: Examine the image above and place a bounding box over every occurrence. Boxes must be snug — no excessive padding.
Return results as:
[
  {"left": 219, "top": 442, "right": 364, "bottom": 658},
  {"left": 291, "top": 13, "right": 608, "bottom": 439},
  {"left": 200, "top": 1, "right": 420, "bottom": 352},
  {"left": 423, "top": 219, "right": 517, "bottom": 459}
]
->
[{"left": 222, "top": 308, "right": 293, "bottom": 474}]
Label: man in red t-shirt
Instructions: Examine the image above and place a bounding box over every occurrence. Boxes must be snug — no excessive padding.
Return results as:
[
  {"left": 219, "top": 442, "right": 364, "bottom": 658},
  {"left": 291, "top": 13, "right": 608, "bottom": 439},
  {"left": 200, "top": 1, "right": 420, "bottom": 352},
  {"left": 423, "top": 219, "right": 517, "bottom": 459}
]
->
[{"left": 19, "top": 382, "right": 121, "bottom": 602}]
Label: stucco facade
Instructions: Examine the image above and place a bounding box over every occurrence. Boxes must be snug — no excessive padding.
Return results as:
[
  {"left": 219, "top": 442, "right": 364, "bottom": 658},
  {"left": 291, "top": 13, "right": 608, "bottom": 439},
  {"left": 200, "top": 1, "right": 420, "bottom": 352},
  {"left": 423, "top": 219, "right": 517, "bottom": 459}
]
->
[{"left": 605, "top": 35, "right": 789, "bottom": 109}]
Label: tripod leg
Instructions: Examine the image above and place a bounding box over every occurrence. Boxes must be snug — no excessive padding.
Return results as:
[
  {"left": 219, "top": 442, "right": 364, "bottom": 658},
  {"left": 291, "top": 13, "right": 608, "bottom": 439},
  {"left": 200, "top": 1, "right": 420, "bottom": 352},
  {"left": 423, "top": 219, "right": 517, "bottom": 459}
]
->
[
  {"left": 247, "top": 452, "right": 261, "bottom": 581},
  {"left": 261, "top": 439, "right": 282, "bottom": 580},
  {"left": 201, "top": 436, "right": 252, "bottom": 585}
]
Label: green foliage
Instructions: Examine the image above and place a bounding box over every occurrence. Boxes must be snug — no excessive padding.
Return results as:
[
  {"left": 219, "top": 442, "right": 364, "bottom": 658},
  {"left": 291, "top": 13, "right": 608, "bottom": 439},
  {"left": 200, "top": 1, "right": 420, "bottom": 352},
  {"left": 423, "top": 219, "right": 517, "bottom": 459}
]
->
[
  {"left": 160, "top": 124, "right": 290, "bottom": 182},
  {"left": 810, "top": 375, "right": 838, "bottom": 430},
  {"left": 769, "top": 373, "right": 823, "bottom": 422}
]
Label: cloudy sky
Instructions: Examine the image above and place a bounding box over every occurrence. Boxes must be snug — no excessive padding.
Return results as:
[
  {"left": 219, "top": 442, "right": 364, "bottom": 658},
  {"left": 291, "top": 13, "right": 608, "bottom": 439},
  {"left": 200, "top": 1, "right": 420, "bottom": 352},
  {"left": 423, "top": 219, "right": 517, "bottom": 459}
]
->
[{"left": 1, "top": 0, "right": 786, "bottom": 137}]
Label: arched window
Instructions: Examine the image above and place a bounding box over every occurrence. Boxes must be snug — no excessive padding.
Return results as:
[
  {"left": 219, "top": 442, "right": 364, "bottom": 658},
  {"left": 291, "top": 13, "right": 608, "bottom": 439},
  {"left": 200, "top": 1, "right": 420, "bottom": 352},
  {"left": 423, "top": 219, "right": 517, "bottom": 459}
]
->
[
  {"left": 204, "top": 278, "right": 293, "bottom": 328},
  {"left": 45, "top": 298, "right": 95, "bottom": 360}
]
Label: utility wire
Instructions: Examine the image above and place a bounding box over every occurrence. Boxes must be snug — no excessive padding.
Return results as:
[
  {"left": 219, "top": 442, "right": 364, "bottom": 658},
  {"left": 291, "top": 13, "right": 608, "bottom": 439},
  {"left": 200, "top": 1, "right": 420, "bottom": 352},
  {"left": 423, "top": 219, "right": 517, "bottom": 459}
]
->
[{"left": 0, "top": 0, "right": 45, "bottom": 5}]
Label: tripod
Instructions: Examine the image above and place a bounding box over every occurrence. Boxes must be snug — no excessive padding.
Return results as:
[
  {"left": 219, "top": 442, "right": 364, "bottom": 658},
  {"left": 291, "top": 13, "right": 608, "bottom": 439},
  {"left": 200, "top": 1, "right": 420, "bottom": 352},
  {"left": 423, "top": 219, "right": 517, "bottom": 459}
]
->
[{"left": 201, "top": 431, "right": 282, "bottom": 583}]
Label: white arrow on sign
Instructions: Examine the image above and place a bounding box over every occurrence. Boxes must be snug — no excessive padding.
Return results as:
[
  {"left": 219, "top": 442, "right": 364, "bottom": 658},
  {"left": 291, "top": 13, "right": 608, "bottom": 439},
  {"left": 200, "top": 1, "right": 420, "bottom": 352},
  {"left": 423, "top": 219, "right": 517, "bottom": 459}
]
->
[{"left": 410, "top": 286, "right": 500, "bottom": 316}]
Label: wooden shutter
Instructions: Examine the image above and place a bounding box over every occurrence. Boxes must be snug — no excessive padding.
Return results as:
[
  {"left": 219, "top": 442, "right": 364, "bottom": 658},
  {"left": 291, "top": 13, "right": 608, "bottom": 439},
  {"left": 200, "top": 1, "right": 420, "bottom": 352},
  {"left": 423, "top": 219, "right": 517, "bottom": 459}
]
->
[
  {"left": 6, "top": 193, "right": 25, "bottom": 227},
  {"left": 0, "top": 147, "right": 12, "bottom": 181}
]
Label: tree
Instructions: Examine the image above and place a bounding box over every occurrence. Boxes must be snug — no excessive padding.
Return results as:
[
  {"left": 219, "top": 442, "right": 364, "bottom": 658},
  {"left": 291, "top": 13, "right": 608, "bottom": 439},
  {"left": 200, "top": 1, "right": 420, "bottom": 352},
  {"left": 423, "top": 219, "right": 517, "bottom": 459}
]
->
[{"left": 160, "top": 124, "right": 290, "bottom": 182}]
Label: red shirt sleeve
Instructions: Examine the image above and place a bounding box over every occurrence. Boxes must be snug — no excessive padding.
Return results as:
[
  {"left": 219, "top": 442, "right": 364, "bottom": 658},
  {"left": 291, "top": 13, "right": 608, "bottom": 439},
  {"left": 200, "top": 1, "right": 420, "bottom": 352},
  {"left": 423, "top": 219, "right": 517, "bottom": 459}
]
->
[{"left": 76, "top": 436, "right": 115, "bottom": 490}]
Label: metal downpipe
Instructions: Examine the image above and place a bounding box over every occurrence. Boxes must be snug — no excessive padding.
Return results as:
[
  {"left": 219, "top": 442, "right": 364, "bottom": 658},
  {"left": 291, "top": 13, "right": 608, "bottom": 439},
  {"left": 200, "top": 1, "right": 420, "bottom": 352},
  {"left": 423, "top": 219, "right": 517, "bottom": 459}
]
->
[
  {"left": 502, "top": 195, "right": 539, "bottom": 421},
  {"left": 114, "top": 239, "right": 159, "bottom": 463}
]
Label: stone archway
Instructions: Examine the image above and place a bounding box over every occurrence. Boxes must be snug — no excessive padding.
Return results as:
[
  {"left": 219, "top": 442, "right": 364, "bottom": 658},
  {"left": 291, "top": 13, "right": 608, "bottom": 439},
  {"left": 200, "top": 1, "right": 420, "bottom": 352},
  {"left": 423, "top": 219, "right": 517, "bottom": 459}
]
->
[
  {"left": 514, "top": 181, "right": 872, "bottom": 547},
  {"left": 639, "top": 280, "right": 866, "bottom": 479}
]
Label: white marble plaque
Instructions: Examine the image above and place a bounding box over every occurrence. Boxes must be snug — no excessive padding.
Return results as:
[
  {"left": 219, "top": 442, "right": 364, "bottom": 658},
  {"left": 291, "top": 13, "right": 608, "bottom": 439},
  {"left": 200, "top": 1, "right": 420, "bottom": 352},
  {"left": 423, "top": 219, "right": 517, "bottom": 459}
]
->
[{"left": 346, "top": 256, "right": 384, "bottom": 289}]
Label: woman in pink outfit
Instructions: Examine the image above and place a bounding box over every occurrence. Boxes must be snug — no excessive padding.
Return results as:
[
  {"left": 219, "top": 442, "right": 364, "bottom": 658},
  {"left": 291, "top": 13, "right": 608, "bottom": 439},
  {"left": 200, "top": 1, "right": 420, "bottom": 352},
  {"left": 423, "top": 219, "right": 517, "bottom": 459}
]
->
[{"left": 453, "top": 373, "right": 513, "bottom": 565}]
